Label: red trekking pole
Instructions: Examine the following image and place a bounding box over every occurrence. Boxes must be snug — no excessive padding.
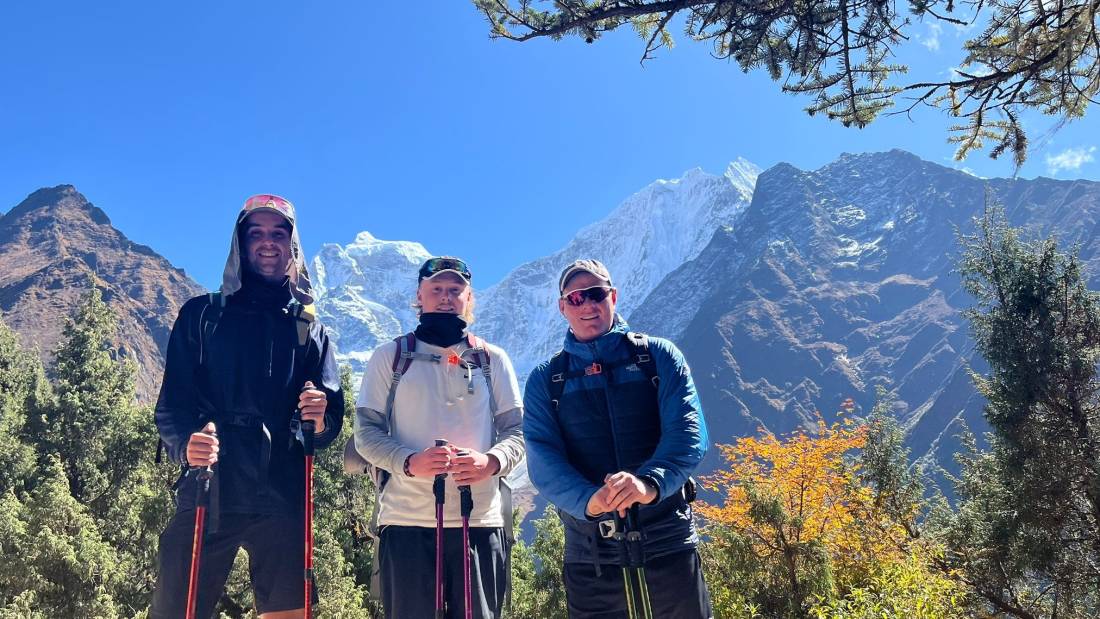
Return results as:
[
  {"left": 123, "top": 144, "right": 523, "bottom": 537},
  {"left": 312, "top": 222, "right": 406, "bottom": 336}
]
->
[
  {"left": 434, "top": 438, "right": 449, "bottom": 619},
  {"left": 185, "top": 428, "right": 216, "bottom": 619},
  {"left": 301, "top": 385, "right": 317, "bottom": 619}
]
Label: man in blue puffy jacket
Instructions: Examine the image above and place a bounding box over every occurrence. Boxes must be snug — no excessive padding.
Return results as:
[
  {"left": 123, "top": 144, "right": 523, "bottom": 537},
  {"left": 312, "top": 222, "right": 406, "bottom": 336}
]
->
[{"left": 524, "top": 259, "right": 712, "bottom": 618}]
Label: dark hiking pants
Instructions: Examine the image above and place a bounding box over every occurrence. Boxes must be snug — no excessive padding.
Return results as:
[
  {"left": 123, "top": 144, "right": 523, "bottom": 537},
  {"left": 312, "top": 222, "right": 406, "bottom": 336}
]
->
[
  {"left": 378, "top": 525, "right": 509, "bottom": 619},
  {"left": 563, "top": 549, "right": 712, "bottom": 619},
  {"left": 150, "top": 511, "right": 316, "bottom": 618}
]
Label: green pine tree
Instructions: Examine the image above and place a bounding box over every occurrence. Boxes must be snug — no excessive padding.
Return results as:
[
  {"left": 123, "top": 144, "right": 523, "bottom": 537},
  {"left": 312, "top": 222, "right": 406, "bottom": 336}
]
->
[
  {"left": 1, "top": 455, "right": 122, "bottom": 617},
  {"left": 939, "top": 203, "right": 1100, "bottom": 617},
  {"left": 474, "top": 0, "right": 1100, "bottom": 165},
  {"left": 29, "top": 289, "right": 139, "bottom": 510},
  {"left": 507, "top": 505, "right": 568, "bottom": 619},
  {"left": 0, "top": 317, "right": 49, "bottom": 498}
]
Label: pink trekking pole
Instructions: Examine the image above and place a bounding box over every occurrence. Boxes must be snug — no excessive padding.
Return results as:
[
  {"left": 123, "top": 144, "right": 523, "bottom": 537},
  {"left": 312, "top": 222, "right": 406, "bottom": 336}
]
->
[{"left": 433, "top": 438, "right": 448, "bottom": 619}]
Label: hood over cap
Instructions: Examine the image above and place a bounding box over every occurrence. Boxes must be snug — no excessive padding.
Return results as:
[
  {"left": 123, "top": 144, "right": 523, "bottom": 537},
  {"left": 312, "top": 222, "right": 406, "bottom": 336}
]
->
[{"left": 220, "top": 193, "right": 315, "bottom": 305}]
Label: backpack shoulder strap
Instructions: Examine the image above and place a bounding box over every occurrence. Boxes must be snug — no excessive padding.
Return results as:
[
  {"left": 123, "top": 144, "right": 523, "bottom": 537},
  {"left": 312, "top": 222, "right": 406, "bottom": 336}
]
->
[
  {"left": 289, "top": 300, "right": 316, "bottom": 349},
  {"left": 466, "top": 335, "right": 497, "bottom": 415},
  {"left": 197, "top": 291, "right": 225, "bottom": 367},
  {"left": 547, "top": 350, "right": 570, "bottom": 411},
  {"left": 384, "top": 332, "right": 417, "bottom": 423},
  {"left": 625, "top": 331, "right": 659, "bottom": 389}
]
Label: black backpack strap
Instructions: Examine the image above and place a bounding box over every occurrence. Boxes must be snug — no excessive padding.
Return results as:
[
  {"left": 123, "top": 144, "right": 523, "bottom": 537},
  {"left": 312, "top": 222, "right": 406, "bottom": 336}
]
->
[
  {"left": 286, "top": 301, "right": 317, "bottom": 407},
  {"left": 546, "top": 346, "right": 620, "bottom": 410},
  {"left": 548, "top": 350, "right": 570, "bottom": 411},
  {"left": 625, "top": 331, "right": 659, "bottom": 389},
  {"left": 197, "top": 291, "right": 225, "bottom": 368}
]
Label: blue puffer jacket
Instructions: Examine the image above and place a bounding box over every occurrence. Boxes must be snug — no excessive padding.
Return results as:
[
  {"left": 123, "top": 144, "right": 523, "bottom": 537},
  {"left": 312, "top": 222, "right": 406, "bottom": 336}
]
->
[{"left": 524, "top": 317, "right": 708, "bottom": 564}]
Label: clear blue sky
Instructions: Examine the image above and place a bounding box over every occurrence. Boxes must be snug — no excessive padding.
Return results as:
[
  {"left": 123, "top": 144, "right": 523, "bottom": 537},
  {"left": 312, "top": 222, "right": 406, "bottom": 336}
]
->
[{"left": 2, "top": 2, "right": 1097, "bottom": 289}]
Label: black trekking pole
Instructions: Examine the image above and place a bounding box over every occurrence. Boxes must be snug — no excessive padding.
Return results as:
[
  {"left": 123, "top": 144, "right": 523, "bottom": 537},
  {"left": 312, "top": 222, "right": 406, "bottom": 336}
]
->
[
  {"left": 300, "top": 384, "right": 317, "bottom": 619},
  {"left": 625, "top": 506, "right": 652, "bottom": 619},
  {"left": 434, "top": 438, "right": 449, "bottom": 619},
  {"left": 457, "top": 456, "right": 474, "bottom": 619},
  {"left": 613, "top": 506, "right": 653, "bottom": 619},
  {"left": 185, "top": 428, "right": 216, "bottom": 619}
]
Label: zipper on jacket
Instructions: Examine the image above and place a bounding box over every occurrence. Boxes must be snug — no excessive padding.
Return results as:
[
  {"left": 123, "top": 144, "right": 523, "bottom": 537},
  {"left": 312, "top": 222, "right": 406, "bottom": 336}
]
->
[{"left": 592, "top": 340, "right": 624, "bottom": 471}]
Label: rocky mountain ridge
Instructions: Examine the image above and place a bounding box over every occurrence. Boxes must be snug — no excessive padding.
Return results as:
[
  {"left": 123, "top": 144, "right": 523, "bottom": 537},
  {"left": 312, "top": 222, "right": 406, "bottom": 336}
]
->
[{"left": 0, "top": 185, "right": 206, "bottom": 400}]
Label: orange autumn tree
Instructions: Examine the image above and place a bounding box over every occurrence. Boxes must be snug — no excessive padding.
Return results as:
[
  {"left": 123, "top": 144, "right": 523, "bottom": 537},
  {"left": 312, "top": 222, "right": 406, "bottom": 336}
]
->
[{"left": 696, "top": 408, "right": 966, "bottom": 618}]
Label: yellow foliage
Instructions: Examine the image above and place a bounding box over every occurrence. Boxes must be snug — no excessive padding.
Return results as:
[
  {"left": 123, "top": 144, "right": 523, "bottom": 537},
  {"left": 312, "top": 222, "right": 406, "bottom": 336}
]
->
[{"left": 698, "top": 417, "right": 910, "bottom": 585}]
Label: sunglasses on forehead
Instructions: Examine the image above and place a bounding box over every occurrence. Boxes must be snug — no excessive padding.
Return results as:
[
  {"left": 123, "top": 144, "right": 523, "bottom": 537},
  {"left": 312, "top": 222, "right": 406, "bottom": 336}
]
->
[
  {"left": 420, "top": 257, "right": 473, "bottom": 281},
  {"left": 562, "top": 285, "right": 613, "bottom": 307},
  {"left": 242, "top": 194, "right": 293, "bottom": 215}
]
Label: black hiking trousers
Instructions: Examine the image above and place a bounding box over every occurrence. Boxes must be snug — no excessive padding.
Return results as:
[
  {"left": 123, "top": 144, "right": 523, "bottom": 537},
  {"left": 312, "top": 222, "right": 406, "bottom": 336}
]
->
[
  {"left": 563, "top": 549, "right": 713, "bottom": 619},
  {"left": 378, "top": 525, "right": 509, "bottom": 619}
]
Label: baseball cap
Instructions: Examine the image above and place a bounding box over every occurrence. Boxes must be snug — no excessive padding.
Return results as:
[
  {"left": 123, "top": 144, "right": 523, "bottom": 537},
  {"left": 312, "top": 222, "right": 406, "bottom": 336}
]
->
[
  {"left": 558, "top": 259, "right": 612, "bottom": 294},
  {"left": 418, "top": 256, "right": 473, "bottom": 284}
]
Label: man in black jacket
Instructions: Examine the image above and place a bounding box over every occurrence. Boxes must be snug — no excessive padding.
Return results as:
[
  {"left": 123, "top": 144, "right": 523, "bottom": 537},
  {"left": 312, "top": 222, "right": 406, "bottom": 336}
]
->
[{"left": 150, "top": 194, "right": 344, "bottom": 619}]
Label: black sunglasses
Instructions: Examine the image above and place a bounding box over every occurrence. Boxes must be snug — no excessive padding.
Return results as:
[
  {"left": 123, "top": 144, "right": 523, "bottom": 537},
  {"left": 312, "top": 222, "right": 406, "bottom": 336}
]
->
[
  {"left": 562, "top": 285, "right": 613, "bottom": 307},
  {"left": 419, "top": 257, "right": 472, "bottom": 282}
]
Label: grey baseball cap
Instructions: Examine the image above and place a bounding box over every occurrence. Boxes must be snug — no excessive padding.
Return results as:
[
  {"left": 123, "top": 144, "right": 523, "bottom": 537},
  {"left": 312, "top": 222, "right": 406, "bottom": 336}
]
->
[{"left": 558, "top": 259, "right": 613, "bottom": 294}]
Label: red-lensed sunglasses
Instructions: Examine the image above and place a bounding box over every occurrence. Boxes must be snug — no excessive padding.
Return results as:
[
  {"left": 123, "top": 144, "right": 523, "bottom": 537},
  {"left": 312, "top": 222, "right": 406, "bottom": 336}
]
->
[{"left": 562, "top": 285, "right": 613, "bottom": 307}]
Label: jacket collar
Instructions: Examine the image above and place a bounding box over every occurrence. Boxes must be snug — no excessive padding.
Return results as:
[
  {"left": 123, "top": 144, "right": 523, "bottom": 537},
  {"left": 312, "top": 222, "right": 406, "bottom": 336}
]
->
[{"left": 562, "top": 314, "right": 630, "bottom": 360}]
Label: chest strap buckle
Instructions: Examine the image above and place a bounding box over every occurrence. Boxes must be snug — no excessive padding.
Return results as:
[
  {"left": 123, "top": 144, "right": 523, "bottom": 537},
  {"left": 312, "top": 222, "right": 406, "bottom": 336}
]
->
[{"left": 598, "top": 519, "right": 618, "bottom": 539}]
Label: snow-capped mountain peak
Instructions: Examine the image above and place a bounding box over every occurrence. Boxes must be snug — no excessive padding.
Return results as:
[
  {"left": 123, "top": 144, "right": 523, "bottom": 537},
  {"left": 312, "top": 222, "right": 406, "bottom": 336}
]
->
[
  {"left": 312, "top": 158, "right": 762, "bottom": 382},
  {"left": 474, "top": 159, "right": 761, "bottom": 381},
  {"left": 725, "top": 157, "right": 760, "bottom": 198},
  {"left": 311, "top": 232, "right": 432, "bottom": 374}
]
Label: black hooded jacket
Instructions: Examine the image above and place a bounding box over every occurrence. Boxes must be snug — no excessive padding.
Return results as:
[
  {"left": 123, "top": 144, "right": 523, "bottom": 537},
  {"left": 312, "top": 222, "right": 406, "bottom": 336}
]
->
[{"left": 154, "top": 277, "right": 344, "bottom": 516}]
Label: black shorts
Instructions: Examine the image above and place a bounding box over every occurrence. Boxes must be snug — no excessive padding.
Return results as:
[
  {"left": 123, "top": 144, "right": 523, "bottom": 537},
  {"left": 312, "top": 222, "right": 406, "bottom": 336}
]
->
[
  {"left": 150, "top": 511, "right": 317, "bottom": 618},
  {"left": 378, "top": 525, "right": 509, "bottom": 619},
  {"left": 564, "top": 549, "right": 712, "bottom": 619}
]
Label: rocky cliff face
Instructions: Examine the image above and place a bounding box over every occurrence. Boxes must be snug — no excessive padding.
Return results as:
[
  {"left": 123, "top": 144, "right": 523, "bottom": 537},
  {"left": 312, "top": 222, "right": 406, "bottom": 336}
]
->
[
  {"left": 0, "top": 185, "right": 206, "bottom": 401},
  {"left": 631, "top": 150, "right": 1100, "bottom": 471}
]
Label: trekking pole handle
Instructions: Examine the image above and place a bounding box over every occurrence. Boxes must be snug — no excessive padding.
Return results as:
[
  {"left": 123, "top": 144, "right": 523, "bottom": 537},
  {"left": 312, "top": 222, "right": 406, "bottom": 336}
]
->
[
  {"left": 189, "top": 427, "right": 216, "bottom": 508},
  {"left": 459, "top": 484, "right": 473, "bottom": 517},
  {"left": 433, "top": 439, "right": 448, "bottom": 504},
  {"left": 612, "top": 511, "right": 626, "bottom": 539},
  {"left": 624, "top": 505, "right": 646, "bottom": 568},
  {"left": 454, "top": 448, "right": 474, "bottom": 514},
  {"left": 189, "top": 426, "right": 217, "bottom": 480},
  {"left": 299, "top": 384, "right": 316, "bottom": 455}
]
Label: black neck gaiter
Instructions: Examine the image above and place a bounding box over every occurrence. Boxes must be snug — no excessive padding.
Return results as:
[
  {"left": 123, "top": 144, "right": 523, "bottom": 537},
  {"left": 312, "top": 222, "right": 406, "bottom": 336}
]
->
[
  {"left": 415, "top": 312, "right": 469, "bottom": 347},
  {"left": 238, "top": 270, "right": 293, "bottom": 309}
]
